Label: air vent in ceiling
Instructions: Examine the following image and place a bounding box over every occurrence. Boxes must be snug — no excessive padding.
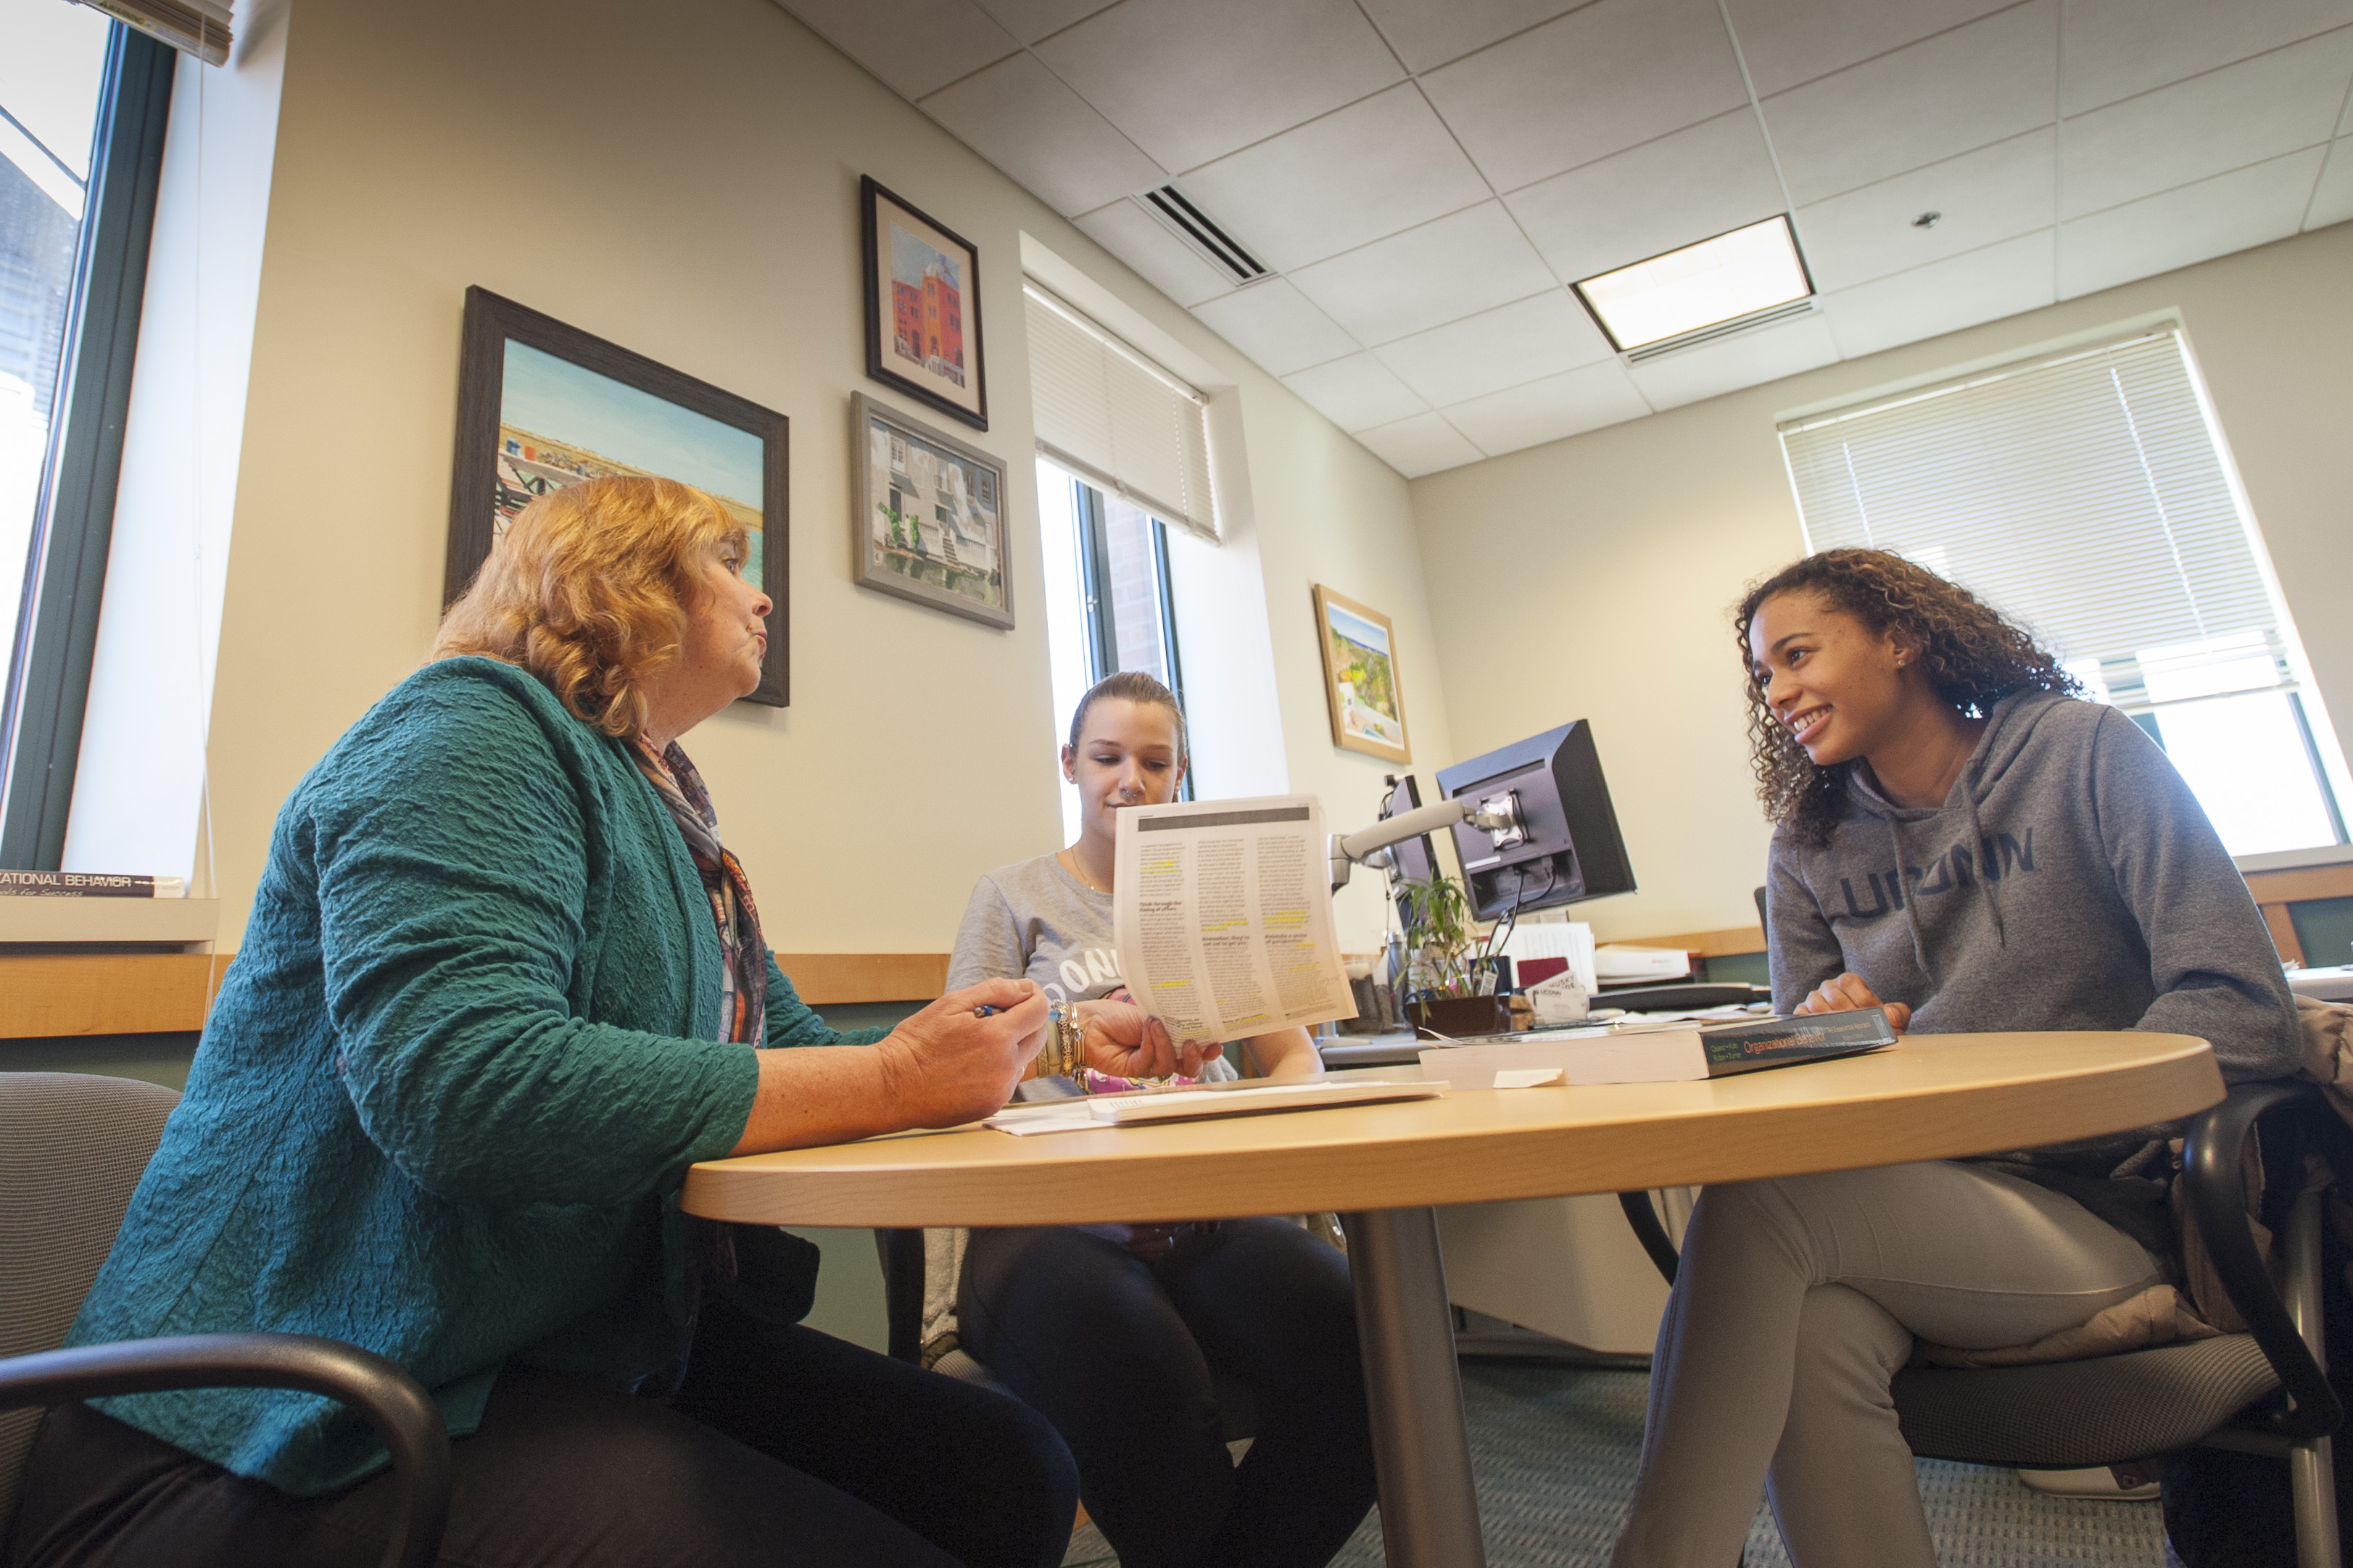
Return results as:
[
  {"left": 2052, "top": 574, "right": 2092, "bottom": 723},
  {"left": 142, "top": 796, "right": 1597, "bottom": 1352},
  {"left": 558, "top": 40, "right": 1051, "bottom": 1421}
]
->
[
  {"left": 1138, "top": 186, "right": 1268, "bottom": 286},
  {"left": 1622, "top": 298, "right": 1818, "bottom": 362}
]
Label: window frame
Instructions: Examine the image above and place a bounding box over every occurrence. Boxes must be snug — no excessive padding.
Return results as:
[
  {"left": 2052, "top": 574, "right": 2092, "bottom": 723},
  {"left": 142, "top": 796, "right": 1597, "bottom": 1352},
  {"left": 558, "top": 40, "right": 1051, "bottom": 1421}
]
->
[
  {"left": 1064, "top": 469, "right": 1191, "bottom": 802},
  {"left": 0, "top": 25, "right": 175, "bottom": 869}
]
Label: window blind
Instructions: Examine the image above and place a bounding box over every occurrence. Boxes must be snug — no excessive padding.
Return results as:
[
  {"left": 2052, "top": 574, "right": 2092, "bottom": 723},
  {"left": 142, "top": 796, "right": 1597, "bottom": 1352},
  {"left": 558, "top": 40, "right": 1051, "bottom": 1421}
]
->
[
  {"left": 1025, "top": 283, "right": 1218, "bottom": 543},
  {"left": 1778, "top": 329, "right": 2292, "bottom": 710},
  {"left": 73, "top": 0, "right": 231, "bottom": 65}
]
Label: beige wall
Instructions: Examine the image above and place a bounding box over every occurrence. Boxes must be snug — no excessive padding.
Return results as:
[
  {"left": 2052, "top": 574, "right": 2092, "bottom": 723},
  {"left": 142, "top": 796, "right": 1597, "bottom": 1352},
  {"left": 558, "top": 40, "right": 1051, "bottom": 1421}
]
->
[
  {"left": 1409, "top": 223, "right": 2353, "bottom": 942},
  {"left": 199, "top": 0, "right": 1445, "bottom": 958}
]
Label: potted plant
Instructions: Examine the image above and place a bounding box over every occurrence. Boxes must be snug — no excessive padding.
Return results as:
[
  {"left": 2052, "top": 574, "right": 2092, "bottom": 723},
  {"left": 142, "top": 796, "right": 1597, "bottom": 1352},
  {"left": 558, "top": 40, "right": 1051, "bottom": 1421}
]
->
[{"left": 1395, "top": 874, "right": 1511, "bottom": 1038}]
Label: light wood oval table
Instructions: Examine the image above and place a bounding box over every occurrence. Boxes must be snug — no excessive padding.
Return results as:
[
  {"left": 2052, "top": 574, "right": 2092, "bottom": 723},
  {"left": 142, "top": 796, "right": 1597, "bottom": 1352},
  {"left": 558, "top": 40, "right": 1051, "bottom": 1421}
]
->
[{"left": 685, "top": 1032, "right": 2223, "bottom": 1568}]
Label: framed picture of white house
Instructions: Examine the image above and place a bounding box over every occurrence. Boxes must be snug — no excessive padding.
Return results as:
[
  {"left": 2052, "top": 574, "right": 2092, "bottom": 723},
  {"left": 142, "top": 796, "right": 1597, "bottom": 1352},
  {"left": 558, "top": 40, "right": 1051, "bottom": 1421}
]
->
[{"left": 850, "top": 393, "right": 1012, "bottom": 629}]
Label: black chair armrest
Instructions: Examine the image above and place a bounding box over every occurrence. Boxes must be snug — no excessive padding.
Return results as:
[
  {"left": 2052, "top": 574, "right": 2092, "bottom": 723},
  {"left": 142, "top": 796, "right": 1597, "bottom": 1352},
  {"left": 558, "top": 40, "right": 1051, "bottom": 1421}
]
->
[
  {"left": 0, "top": 1332, "right": 448, "bottom": 1568},
  {"left": 875, "top": 1228, "right": 927, "bottom": 1363},
  {"left": 1618, "top": 1192, "right": 1679, "bottom": 1287},
  {"left": 2182, "top": 1080, "right": 2341, "bottom": 1439}
]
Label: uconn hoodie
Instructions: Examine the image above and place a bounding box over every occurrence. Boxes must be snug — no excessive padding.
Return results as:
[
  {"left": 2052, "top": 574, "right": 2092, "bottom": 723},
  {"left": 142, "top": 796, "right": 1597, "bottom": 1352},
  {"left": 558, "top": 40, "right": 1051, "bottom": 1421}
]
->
[{"left": 1765, "top": 689, "right": 2300, "bottom": 1256}]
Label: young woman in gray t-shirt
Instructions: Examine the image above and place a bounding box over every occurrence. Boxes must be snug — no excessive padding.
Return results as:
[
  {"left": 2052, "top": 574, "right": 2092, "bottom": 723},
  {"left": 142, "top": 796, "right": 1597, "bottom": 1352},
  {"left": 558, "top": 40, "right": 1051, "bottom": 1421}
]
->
[{"left": 942, "top": 672, "right": 1375, "bottom": 1567}]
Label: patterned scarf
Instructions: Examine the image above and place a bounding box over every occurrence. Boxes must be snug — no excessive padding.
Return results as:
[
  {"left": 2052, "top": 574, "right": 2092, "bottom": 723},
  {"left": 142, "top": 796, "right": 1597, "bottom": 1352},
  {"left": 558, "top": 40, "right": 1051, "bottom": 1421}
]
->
[{"left": 629, "top": 737, "right": 766, "bottom": 1044}]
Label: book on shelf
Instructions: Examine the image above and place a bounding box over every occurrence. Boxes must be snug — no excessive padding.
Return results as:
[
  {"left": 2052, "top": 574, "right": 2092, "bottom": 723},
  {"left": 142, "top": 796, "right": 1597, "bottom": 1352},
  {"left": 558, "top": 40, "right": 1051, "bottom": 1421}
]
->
[
  {"left": 1418, "top": 1006, "right": 1898, "bottom": 1087},
  {"left": 0, "top": 871, "right": 187, "bottom": 898}
]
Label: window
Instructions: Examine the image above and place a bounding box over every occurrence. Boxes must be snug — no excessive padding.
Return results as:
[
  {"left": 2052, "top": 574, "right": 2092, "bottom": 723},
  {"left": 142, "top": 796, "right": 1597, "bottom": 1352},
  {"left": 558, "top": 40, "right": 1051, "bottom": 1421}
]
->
[
  {"left": 1779, "top": 327, "right": 2350, "bottom": 858},
  {"left": 1, "top": 12, "right": 176, "bottom": 866},
  {"left": 1026, "top": 281, "right": 1218, "bottom": 837}
]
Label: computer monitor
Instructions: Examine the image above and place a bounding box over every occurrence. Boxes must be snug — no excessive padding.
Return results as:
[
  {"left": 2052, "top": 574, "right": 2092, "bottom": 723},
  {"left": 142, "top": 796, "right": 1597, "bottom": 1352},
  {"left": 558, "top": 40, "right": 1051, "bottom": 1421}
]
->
[
  {"left": 1378, "top": 773, "right": 1439, "bottom": 925},
  {"left": 1435, "top": 721, "right": 1635, "bottom": 921}
]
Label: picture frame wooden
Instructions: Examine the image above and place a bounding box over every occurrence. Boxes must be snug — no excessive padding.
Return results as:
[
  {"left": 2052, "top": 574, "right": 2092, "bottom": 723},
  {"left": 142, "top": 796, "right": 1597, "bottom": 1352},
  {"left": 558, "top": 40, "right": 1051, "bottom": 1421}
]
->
[
  {"left": 444, "top": 286, "right": 790, "bottom": 706},
  {"left": 851, "top": 393, "right": 1014, "bottom": 630},
  {"left": 1312, "top": 584, "right": 1411, "bottom": 763},
  {"left": 861, "top": 175, "right": 988, "bottom": 431}
]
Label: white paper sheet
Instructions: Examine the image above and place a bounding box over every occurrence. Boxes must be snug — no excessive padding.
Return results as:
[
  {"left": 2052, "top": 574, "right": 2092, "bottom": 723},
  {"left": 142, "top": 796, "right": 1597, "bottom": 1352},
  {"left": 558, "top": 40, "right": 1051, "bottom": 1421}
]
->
[{"left": 1112, "top": 795, "right": 1356, "bottom": 1049}]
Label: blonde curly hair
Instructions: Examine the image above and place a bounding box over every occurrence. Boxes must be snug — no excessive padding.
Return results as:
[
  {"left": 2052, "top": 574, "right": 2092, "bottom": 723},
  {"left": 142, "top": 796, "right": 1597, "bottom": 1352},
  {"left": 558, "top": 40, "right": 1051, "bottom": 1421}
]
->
[
  {"left": 432, "top": 476, "right": 748, "bottom": 742},
  {"left": 1734, "top": 548, "right": 2079, "bottom": 845}
]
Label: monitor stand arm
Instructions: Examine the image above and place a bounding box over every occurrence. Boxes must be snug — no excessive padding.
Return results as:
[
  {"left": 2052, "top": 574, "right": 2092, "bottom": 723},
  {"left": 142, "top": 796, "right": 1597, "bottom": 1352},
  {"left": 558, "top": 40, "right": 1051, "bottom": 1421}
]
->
[{"left": 1330, "top": 797, "right": 1522, "bottom": 892}]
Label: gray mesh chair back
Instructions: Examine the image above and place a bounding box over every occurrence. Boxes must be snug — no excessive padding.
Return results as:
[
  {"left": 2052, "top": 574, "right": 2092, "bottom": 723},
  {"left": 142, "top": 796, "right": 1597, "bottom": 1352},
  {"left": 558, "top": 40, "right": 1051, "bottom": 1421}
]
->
[{"left": 0, "top": 1072, "right": 181, "bottom": 1539}]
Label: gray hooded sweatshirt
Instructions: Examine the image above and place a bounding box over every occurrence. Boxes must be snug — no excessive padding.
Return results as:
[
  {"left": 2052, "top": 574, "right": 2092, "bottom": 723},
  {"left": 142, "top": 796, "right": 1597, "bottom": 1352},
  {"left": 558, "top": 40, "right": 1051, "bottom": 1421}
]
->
[{"left": 1765, "top": 688, "right": 2300, "bottom": 1258}]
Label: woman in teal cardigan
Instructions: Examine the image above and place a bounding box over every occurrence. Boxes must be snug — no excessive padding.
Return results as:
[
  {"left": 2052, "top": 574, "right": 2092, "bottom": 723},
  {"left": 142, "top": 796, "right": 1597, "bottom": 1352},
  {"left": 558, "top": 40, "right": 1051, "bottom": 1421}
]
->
[{"left": 5, "top": 478, "right": 1076, "bottom": 1568}]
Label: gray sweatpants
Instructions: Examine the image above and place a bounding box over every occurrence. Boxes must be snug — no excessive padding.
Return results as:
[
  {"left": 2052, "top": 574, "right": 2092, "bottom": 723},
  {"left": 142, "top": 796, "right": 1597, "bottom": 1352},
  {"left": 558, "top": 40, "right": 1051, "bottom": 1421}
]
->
[{"left": 1609, "top": 1161, "right": 2162, "bottom": 1568}]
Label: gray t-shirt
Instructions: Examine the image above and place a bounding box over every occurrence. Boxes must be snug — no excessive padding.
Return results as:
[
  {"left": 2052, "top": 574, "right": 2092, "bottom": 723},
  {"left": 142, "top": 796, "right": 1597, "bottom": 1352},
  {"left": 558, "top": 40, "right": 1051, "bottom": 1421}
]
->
[{"left": 948, "top": 851, "right": 1241, "bottom": 1082}]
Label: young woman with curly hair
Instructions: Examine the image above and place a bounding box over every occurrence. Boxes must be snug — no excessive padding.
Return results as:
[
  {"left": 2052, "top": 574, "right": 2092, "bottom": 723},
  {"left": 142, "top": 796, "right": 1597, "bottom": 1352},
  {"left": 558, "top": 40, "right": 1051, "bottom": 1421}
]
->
[
  {"left": 12, "top": 478, "right": 1078, "bottom": 1568},
  {"left": 1608, "top": 548, "right": 2300, "bottom": 1568}
]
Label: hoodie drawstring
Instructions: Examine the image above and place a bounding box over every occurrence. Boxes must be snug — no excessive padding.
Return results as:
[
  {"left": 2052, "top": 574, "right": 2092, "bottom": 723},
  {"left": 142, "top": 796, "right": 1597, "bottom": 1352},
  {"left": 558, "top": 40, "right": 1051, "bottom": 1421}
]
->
[
  {"left": 1885, "top": 813, "right": 1935, "bottom": 984},
  {"left": 1959, "top": 770, "right": 2007, "bottom": 950}
]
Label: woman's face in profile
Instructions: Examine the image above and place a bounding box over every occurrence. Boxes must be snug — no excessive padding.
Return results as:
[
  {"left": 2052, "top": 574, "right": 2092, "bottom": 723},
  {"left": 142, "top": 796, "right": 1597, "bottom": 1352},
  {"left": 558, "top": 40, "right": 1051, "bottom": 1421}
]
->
[
  {"left": 1748, "top": 589, "right": 1910, "bottom": 768},
  {"left": 675, "top": 538, "right": 772, "bottom": 709},
  {"left": 1064, "top": 699, "right": 1184, "bottom": 834}
]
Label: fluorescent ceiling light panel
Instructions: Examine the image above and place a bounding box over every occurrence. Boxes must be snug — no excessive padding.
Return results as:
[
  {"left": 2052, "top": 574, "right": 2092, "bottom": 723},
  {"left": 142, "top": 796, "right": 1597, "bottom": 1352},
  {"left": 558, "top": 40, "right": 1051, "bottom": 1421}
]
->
[{"left": 1575, "top": 216, "right": 1811, "bottom": 350}]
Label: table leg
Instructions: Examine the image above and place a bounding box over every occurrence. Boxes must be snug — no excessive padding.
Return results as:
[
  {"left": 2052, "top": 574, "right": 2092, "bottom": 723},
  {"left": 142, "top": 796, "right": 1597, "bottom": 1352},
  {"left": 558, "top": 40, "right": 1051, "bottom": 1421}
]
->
[{"left": 1341, "top": 1206, "right": 1487, "bottom": 1568}]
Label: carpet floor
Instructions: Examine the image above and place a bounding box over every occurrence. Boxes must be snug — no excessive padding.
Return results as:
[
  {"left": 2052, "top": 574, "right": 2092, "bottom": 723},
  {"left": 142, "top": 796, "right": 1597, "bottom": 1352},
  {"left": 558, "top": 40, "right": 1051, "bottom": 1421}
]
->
[{"left": 1061, "top": 1363, "right": 2170, "bottom": 1567}]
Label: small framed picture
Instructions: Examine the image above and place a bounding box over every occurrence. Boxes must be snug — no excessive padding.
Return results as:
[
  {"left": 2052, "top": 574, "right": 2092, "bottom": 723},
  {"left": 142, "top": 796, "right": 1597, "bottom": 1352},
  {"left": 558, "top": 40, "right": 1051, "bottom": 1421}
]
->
[
  {"left": 851, "top": 394, "right": 1012, "bottom": 629},
  {"left": 444, "top": 286, "right": 790, "bottom": 705},
  {"left": 861, "top": 175, "right": 987, "bottom": 431},
  {"left": 1313, "top": 585, "right": 1411, "bottom": 763}
]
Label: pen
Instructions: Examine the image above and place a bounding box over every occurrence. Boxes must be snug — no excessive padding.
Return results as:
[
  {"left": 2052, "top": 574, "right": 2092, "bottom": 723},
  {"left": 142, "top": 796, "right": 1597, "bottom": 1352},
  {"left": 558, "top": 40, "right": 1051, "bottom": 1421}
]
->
[{"left": 973, "top": 1005, "right": 1000, "bottom": 1017}]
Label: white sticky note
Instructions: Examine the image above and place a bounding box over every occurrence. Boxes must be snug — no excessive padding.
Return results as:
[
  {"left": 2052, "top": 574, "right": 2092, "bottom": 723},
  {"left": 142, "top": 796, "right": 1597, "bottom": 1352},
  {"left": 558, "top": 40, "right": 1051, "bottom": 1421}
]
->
[{"left": 1493, "top": 1067, "right": 1566, "bottom": 1089}]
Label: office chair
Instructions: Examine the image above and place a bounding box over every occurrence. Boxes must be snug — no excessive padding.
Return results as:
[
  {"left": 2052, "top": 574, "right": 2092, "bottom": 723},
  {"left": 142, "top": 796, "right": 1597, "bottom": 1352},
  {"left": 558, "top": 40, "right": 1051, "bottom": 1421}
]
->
[
  {"left": 0, "top": 1073, "right": 450, "bottom": 1568},
  {"left": 875, "top": 1228, "right": 1257, "bottom": 1440},
  {"left": 1618, "top": 1081, "right": 2344, "bottom": 1567}
]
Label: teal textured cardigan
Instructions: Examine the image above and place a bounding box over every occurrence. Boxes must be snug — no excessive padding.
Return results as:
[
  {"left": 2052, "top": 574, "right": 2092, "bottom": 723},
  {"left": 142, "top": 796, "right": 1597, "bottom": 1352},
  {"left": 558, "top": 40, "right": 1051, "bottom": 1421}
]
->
[{"left": 65, "top": 658, "right": 884, "bottom": 1494}]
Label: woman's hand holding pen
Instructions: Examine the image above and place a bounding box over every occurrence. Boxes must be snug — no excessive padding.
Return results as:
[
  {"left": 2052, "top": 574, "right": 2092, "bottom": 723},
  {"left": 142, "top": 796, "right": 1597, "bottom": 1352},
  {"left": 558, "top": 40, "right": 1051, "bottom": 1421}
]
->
[{"left": 876, "top": 979, "right": 1049, "bottom": 1124}]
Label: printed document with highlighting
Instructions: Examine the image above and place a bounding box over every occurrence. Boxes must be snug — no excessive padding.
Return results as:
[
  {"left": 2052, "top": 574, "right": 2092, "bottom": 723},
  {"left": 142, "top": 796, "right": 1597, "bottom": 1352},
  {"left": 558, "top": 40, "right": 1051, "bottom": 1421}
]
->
[{"left": 1112, "top": 795, "right": 1357, "bottom": 1049}]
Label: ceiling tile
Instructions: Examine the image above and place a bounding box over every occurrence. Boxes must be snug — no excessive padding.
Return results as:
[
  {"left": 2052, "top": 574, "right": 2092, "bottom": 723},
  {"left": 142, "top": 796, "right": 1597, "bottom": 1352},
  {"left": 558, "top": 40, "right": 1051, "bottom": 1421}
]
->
[
  {"left": 1178, "top": 86, "right": 1493, "bottom": 273},
  {"left": 1073, "top": 199, "right": 1237, "bottom": 307},
  {"left": 1355, "top": 0, "right": 1584, "bottom": 73},
  {"left": 1030, "top": 0, "right": 1402, "bottom": 174},
  {"left": 1288, "top": 203, "right": 1558, "bottom": 345},
  {"left": 1763, "top": 0, "right": 2056, "bottom": 206},
  {"left": 1187, "top": 280, "right": 1361, "bottom": 376},
  {"left": 1797, "top": 128, "right": 2054, "bottom": 290},
  {"left": 1724, "top": 0, "right": 2019, "bottom": 96},
  {"left": 970, "top": 0, "right": 1116, "bottom": 44},
  {"left": 2059, "top": 32, "right": 2353, "bottom": 218},
  {"left": 1624, "top": 312, "right": 1843, "bottom": 410},
  {"left": 2058, "top": 145, "right": 2326, "bottom": 296},
  {"left": 1421, "top": 0, "right": 1749, "bottom": 193},
  {"left": 1350, "top": 412, "right": 1486, "bottom": 478},
  {"left": 1505, "top": 108, "right": 1785, "bottom": 283},
  {"left": 2308, "top": 138, "right": 2353, "bottom": 227},
  {"left": 778, "top": 0, "right": 1019, "bottom": 100},
  {"left": 1819, "top": 228, "right": 2054, "bottom": 357},
  {"left": 1282, "top": 354, "right": 1432, "bottom": 431},
  {"left": 919, "top": 53, "right": 1167, "bottom": 216},
  {"left": 2062, "top": 0, "right": 2353, "bottom": 115},
  {"left": 1440, "top": 360, "right": 1654, "bottom": 455},
  {"left": 1375, "top": 290, "right": 1616, "bottom": 405}
]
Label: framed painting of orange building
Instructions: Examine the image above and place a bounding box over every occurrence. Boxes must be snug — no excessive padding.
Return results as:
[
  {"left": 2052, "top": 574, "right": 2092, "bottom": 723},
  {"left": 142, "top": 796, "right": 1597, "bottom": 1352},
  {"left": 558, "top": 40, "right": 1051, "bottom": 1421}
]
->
[
  {"left": 861, "top": 175, "right": 987, "bottom": 431},
  {"left": 1312, "top": 585, "right": 1412, "bottom": 764}
]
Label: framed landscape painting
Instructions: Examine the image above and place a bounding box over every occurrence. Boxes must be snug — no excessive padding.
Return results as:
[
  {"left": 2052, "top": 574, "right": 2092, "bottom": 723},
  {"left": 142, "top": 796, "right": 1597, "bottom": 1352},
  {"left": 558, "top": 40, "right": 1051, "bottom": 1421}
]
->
[
  {"left": 1313, "top": 584, "right": 1410, "bottom": 763},
  {"left": 851, "top": 393, "right": 1012, "bottom": 629},
  {"left": 444, "top": 286, "right": 790, "bottom": 705},
  {"left": 861, "top": 175, "right": 987, "bottom": 431}
]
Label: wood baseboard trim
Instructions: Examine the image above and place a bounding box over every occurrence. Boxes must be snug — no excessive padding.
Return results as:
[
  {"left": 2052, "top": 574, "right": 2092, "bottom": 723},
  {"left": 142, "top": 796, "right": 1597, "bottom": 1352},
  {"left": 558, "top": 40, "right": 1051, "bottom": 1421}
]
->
[
  {"left": 0, "top": 953, "right": 228, "bottom": 1040},
  {"left": 772, "top": 953, "right": 950, "bottom": 1005},
  {"left": 0, "top": 950, "right": 955, "bottom": 1041}
]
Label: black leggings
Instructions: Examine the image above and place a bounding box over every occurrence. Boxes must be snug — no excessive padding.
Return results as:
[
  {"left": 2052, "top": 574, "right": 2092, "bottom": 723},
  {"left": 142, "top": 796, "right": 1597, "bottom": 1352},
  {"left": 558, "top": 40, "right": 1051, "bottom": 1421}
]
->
[
  {"left": 3, "top": 1297, "right": 1078, "bottom": 1568},
  {"left": 957, "top": 1217, "right": 1376, "bottom": 1568}
]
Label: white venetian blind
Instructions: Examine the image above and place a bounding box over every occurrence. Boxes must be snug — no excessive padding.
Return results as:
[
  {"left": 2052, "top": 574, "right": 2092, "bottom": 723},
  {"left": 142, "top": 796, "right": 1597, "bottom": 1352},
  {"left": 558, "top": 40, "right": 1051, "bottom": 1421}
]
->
[
  {"left": 1778, "top": 328, "right": 2291, "bottom": 709},
  {"left": 1025, "top": 282, "right": 1218, "bottom": 542},
  {"left": 73, "top": 0, "right": 232, "bottom": 64}
]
